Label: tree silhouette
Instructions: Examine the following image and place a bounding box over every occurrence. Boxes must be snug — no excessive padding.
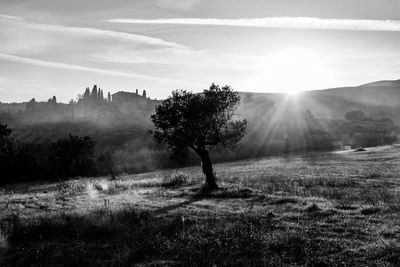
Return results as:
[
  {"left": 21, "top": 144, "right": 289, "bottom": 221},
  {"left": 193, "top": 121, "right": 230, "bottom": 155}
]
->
[
  {"left": 91, "top": 85, "right": 98, "bottom": 99},
  {"left": 0, "top": 123, "right": 13, "bottom": 157},
  {"left": 304, "top": 109, "right": 332, "bottom": 152},
  {"left": 151, "top": 84, "right": 247, "bottom": 189},
  {"left": 26, "top": 98, "right": 37, "bottom": 111},
  {"left": 48, "top": 96, "right": 57, "bottom": 103},
  {"left": 83, "top": 87, "right": 90, "bottom": 99},
  {"left": 49, "top": 134, "right": 96, "bottom": 177}
]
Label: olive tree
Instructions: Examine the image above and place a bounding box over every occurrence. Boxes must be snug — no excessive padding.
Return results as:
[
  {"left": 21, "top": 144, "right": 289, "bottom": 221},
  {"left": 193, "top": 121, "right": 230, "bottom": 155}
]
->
[{"left": 151, "top": 84, "right": 247, "bottom": 190}]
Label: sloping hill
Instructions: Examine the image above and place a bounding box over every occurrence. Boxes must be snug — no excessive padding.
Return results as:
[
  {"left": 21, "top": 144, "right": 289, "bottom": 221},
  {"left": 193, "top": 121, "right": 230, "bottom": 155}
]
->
[{"left": 241, "top": 79, "right": 400, "bottom": 124}]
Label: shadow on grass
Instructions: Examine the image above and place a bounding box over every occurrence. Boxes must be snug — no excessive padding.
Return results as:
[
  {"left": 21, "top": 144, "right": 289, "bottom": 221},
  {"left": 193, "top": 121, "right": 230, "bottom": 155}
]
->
[{"left": 153, "top": 187, "right": 257, "bottom": 215}]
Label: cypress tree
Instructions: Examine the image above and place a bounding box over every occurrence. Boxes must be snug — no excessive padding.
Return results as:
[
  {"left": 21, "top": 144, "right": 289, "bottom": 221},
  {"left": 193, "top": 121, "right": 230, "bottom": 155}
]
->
[
  {"left": 91, "top": 85, "right": 98, "bottom": 98},
  {"left": 84, "top": 87, "right": 90, "bottom": 99}
]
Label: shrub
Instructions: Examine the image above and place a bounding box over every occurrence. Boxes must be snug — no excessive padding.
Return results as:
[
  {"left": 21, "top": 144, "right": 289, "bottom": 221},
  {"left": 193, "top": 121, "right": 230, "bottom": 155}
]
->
[{"left": 161, "top": 170, "right": 189, "bottom": 188}]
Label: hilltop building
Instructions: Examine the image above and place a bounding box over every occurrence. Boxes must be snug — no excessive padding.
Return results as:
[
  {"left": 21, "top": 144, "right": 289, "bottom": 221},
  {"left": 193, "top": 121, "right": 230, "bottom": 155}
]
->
[{"left": 111, "top": 90, "right": 148, "bottom": 103}]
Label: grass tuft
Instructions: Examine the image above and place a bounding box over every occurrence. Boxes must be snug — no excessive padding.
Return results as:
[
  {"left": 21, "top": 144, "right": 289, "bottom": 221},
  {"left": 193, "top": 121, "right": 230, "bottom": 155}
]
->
[{"left": 161, "top": 170, "right": 189, "bottom": 188}]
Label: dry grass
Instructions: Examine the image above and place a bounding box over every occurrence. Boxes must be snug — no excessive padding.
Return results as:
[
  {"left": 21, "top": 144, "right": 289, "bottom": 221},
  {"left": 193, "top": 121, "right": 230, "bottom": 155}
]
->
[{"left": 1, "top": 145, "right": 400, "bottom": 266}]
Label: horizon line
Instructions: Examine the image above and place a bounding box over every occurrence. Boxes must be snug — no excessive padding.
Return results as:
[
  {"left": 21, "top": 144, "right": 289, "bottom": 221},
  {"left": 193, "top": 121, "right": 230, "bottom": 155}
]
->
[{"left": 1, "top": 78, "right": 399, "bottom": 104}]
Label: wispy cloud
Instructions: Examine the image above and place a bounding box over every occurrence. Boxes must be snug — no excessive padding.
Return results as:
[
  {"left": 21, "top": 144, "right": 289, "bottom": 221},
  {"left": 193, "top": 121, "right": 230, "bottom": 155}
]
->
[
  {"left": 0, "top": 14, "right": 184, "bottom": 49},
  {"left": 0, "top": 53, "right": 184, "bottom": 83},
  {"left": 108, "top": 17, "right": 400, "bottom": 32},
  {"left": 156, "top": 0, "right": 201, "bottom": 11}
]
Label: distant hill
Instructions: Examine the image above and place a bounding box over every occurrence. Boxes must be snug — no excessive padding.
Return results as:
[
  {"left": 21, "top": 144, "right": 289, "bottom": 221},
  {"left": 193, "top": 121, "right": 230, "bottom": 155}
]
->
[
  {"left": 2, "top": 79, "right": 399, "bottom": 125},
  {"left": 1, "top": 81, "right": 399, "bottom": 175},
  {"left": 241, "top": 79, "right": 400, "bottom": 124},
  {"left": 1, "top": 79, "right": 399, "bottom": 150}
]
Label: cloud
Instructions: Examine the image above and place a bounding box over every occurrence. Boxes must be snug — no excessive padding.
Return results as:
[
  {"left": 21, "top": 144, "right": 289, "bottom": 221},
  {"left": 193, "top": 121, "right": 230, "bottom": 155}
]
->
[
  {"left": 0, "top": 53, "right": 183, "bottom": 82},
  {"left": 156, "top": 0, "right": 201, "bottom": 11},
  {"left": 0, "top": 14, "right": 184, "bottom": 49},
  {"left": 108, "top": 17, "right": 400, "bottom": 32}
]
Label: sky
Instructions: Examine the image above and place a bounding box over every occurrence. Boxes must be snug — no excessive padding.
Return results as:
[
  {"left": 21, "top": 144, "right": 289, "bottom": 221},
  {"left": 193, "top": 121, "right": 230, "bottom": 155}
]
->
[{"left": 1, "top": 0, "right": 400, "bottom": 102}]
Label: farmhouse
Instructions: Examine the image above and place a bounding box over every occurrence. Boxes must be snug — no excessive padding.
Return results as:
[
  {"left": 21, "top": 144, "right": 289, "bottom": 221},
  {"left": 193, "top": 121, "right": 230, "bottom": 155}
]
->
[{"left": 112, "top": 90, "right": 148, "bottom": 103}]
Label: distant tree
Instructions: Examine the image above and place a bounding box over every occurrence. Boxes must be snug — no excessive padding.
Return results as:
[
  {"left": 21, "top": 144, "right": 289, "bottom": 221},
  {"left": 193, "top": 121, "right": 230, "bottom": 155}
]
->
[
  {"left": 136, "top": 89, "right": 138, "bottom": 94},
  {"left": 151, "top": 84, "right": 247, "bottom": 189},
  {"left": 26, "top": 98, "right": 37, "bottom": 111},
  {"left": 143, "top": 90, "right": 147, "bottom": 98},
  {"left": 100, "top": 89, "right": 104, "bottom": 100},
  {"left": 49, "top": 134, "right": 96, "bottom": 177},
  {"left": 48, "top": 96, "right": 57, "bottom": 103},
  {"left": 91, "top": 85, "right": 98, "bottom": 99},
  {"left": 83, "top": 87, "right": 90, "bottom": 99},
  {"left": 304, "top": 109, "right": 332, "bottom": 151},
  {"left": 0, "top": 123, "right": 13, "bottom": 157},
  {"left": 304, "top": 109, "right": 317, "bottom": 129},
  {"left": 107, "top": 92, "right": 111, "bottom": 102},
  {"left": 345, "top": 110, "right": 366, "bottom": 122},
  {"left": 97, "top": 151, "right": 116, "bottom": 180},
  {"left": 0, "top": 123, "right": 14, "bottom": 184}
]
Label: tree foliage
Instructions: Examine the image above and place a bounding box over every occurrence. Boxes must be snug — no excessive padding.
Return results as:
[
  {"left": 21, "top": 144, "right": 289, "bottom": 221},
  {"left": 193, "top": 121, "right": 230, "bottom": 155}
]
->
[
  {"left": 151, "top": 84, "right": 247, "bottom": 189},
  {"left": 0, "top": 123, "right": 13, "bottom": 157},
  {"left": 152, "top": 84, "right": 246, "bottom": 152},
  {"left": 49, "top": 134, "right": 96, "bottom": 177}
]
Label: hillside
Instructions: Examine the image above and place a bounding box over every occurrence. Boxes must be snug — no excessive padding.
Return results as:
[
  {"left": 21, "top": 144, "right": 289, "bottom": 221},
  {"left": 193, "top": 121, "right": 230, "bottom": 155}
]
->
[
  {"left": 2, "top": 79, "right": 400, "bottom": 127},
  {"left": 243, "top": 79, "right": 400, "bottom": 124},
  {"left": 1, "top": 146, "right": 400, "bottom": 265}
]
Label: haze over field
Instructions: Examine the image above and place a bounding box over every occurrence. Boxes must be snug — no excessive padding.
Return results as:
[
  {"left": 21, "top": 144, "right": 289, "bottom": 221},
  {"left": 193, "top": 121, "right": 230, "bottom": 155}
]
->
[{"left": 1, "top": 0, "right": 400, "bottom": 102}]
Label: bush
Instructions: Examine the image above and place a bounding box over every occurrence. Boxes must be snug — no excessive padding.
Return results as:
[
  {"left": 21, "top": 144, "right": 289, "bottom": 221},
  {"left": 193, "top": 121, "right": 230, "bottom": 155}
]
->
[
  {"left": 161, "top": 170, "right": 189, "bottom": 188},
  {"left": 49, "top": 134, "right": 97, "bottom": 178}
]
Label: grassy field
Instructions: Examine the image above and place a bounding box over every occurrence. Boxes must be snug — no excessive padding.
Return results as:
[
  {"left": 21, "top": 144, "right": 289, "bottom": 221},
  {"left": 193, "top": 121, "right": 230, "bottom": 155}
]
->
[{"left": 1, "top": 145, "right": 400, "bottom": 266}]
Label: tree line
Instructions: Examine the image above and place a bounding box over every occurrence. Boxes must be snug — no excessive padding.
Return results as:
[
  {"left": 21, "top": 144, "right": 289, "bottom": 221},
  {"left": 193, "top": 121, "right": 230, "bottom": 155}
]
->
[{"left": 0, "top": 124, "right": 98, "bottom": 185}]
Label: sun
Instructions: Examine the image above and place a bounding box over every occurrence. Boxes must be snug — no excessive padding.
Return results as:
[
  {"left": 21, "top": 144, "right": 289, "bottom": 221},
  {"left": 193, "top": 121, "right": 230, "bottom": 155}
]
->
[{"left": 252, "top": 48, "right": 335, "bottom": 95}]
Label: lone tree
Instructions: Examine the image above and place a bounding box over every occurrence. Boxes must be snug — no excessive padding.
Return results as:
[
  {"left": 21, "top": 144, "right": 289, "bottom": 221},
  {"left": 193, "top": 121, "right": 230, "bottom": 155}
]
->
[{"left": 151, "top": 84, "right": 247, "bottom": 190}]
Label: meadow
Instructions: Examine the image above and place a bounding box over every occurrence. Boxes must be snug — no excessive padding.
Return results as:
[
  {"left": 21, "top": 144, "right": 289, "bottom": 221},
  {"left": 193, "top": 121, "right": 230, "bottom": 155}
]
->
[{"left": 1, "top": 145, "right": 400, "bottom": 266}]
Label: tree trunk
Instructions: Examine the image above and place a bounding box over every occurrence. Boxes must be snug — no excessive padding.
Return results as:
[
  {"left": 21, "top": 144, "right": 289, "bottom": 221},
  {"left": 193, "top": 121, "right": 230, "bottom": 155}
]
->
[{"left": 199, "top": 149, "right": 218, "bottom": 190}]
